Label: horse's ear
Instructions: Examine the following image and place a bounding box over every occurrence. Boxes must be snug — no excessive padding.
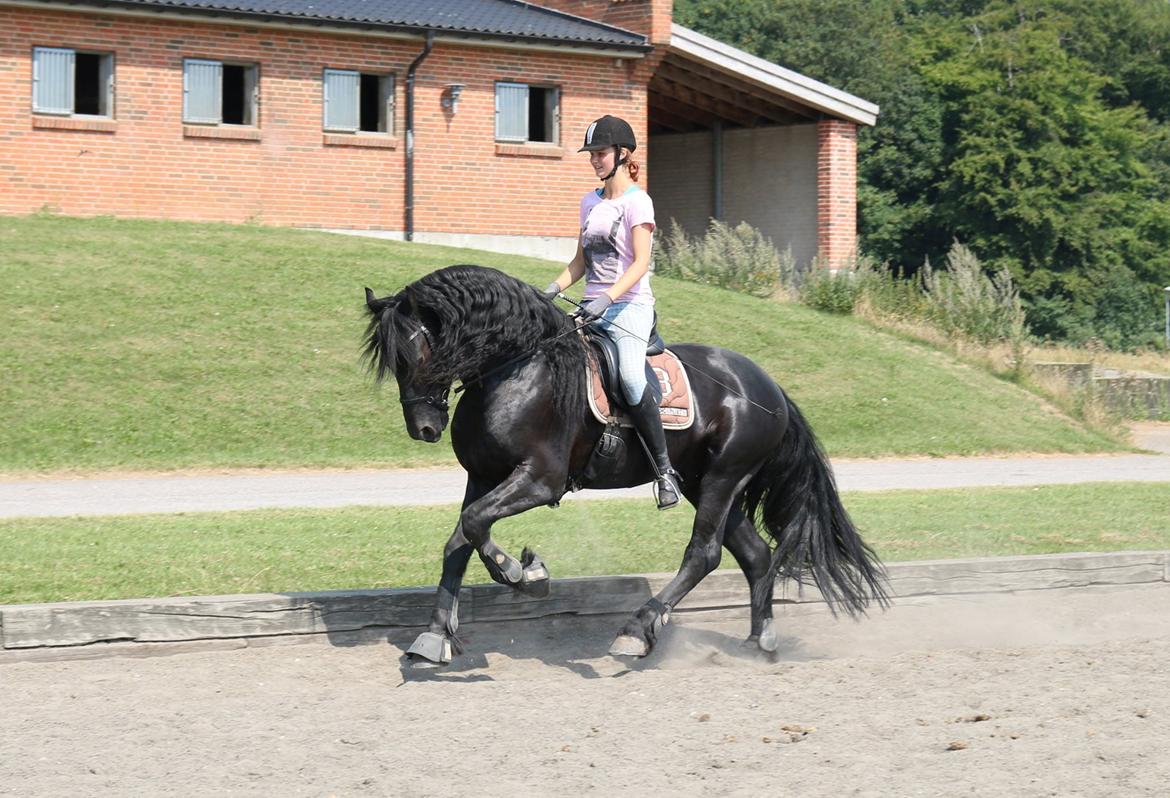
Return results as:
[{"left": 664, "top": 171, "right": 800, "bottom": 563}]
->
[{"left": 365, "top": 287, "right": 395, "bottom": 315}]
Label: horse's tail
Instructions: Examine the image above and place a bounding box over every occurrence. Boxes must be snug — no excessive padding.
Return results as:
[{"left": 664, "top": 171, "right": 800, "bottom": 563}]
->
[{"left": 742, "top": 392, "right": 890, "bottom": 616}]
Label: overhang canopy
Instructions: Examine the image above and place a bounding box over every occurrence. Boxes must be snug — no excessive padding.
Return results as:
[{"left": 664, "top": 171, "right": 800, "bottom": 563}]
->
[{"left": 650, "top": 24, "right": 878, "bottom": 133}]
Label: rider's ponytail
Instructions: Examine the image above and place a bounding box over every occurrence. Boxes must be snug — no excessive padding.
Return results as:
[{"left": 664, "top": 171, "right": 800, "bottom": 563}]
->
[{"left": 625, "top": 152, "right": 641, "bottom": 182}]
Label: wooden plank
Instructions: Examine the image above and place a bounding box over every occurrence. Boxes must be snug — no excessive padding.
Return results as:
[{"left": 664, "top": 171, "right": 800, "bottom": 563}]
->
[
  {"left": 886, "top": 551, "right": 1169, "bottom": 597},
  {"left": 1, "top": 587, "right": 447, "bottom": 650},
  {"left": 2, "top": 553, "right": 1166, "bottom": 652},
  {"left": 467, "top": 576, "right": 651, "bottom": 622}
]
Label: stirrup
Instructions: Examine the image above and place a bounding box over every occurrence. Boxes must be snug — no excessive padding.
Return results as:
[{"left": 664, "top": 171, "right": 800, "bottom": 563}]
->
[{"left": 652, "top": 469, "right": 681, "bottom": 510}]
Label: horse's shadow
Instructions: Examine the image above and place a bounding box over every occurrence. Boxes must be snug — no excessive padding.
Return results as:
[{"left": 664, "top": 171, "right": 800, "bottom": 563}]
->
[{"left": 367, "top": 612, "right": 815, "bottom": 684}]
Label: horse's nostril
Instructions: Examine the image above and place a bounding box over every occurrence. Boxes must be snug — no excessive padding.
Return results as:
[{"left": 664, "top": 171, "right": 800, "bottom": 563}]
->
[{"left": 420, "top": 425, "right": 437, "bottom": 440}]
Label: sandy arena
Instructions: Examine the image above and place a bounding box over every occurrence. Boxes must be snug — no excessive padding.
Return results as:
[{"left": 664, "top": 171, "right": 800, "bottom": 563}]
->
[{"left": 3, "top": 583, "right": 1169, "bottom": 797}]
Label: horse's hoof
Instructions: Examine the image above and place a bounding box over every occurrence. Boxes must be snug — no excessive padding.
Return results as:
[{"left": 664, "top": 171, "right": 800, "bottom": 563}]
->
[
  {"left": 517, "top": 548, "right": 551, "bottom": 598},
  {"left": 406, "top": 631, "right": 453, "bottom": 666},
  {"left": 609, "top": 634, "right": 649, "bottom": 658},
  {"left": 757, "top": 620, "right": 779, "bottom": 653},
  {"left": 518, "top": 572, "right": 550, "bottom": 598},
  {"left": 407, "top": 655, "right": 445, "bottom": 670}
]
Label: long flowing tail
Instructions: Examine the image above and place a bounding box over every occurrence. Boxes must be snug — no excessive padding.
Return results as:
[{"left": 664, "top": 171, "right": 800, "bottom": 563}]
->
[{"left": 741, "top": 392, "right": 890, "bottom": 616}]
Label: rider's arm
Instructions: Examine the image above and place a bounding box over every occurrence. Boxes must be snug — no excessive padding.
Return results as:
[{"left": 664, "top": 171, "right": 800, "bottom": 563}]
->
[
  {"left": 549, "top": 241, "right": 587, "bottom": 292},
  {"left": 602, "top": 223, "right": 652, "bottom": 300}
]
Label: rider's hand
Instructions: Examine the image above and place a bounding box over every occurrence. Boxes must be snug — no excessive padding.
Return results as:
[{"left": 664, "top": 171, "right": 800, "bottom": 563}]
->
[
  {"left": 542, "top": 282, "right": 560, "bottom": 300},
  {"left": 578, "top": 294, "right": 613, "bottom": 322}
]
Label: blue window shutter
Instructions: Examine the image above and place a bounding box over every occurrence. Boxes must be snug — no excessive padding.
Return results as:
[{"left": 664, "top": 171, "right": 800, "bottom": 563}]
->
[
  {"left": 323, "top": 69, "right": 360, "bottom": 132},
  {"left": 495, "top": 82, "right": 528, "bottom": 142},
  {"left": 33, "top": 47, "right": 75, "bottom": 115},
  {"left": 183, "top": 59, "right": 222, "bottom": 123}
]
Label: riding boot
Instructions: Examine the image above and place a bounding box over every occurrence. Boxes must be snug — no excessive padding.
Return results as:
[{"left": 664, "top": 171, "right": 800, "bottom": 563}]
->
[{"left": 627, "top": 384, "right": 682, "bottom": 510}]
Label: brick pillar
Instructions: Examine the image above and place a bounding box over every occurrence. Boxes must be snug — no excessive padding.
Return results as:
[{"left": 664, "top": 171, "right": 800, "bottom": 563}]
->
[{"left": 816, "top": 119, "right": 858, "bottom": 270}]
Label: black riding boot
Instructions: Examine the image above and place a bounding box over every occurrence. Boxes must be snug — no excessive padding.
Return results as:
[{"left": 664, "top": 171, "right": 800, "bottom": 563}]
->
[{"left": 627, "top": 384, "right": 682, "bottom": 510}]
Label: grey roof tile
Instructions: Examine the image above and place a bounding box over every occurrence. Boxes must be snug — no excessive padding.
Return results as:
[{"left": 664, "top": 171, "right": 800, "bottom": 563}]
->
[{"left": 51, "top": 0, "right": 649, "bottom": 49}]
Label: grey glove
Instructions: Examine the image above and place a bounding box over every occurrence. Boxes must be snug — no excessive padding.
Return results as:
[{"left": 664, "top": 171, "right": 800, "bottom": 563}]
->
[
  {"left": 542, "top": 282, "right": 560, "bottom": 300},
  {"left": 578, "top": 294, "right": 613, "bottom": 322}
]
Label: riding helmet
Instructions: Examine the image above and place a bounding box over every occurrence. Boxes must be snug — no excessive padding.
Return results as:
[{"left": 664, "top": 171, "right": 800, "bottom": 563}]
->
[{"left": 578, "top": 115, "right": 637, "bottom": 153}]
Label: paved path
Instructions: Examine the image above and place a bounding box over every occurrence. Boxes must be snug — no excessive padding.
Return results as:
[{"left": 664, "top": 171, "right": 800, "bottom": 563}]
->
[{"left": 2, "top": 446, "right": 1168, "bottom": 519}]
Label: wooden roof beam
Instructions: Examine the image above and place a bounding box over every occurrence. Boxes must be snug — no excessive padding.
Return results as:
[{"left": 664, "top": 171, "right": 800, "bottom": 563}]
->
[{"left": 657, "top": 58, "right": 820, "bottom": 121}]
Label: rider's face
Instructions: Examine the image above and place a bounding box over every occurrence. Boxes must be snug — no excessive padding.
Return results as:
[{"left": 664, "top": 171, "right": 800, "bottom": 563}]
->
[{"left": 589, "top": 148, "right": 615, "bottom": 178}]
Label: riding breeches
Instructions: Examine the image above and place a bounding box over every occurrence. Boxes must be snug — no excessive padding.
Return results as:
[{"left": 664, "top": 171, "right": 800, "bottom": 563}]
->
[{"left": 593, "top": 301, "right": 655, "bottom": 406}]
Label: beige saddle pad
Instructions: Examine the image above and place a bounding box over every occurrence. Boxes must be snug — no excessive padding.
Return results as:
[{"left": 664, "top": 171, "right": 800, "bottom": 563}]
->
[{"left": 586, "top": 348, "right": 695, "bottom": 429}]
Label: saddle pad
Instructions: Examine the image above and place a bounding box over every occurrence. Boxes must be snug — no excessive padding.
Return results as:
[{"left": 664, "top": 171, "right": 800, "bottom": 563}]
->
[{"left": 587, "top": 348, "right": 695, "bottom": 429}]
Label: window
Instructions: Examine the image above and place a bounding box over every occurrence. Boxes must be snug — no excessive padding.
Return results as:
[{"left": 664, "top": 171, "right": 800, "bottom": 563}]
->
[
  {"left": 183, "top": 58, "right": 258, "bottom": 126},
  {"left": 322, "top": 69, "right": 394, "bottom": 133},
  {"left": 494, "top": 82, "right": 559, "bottom": 144},
  {"left": 32, "top": 47, "right": 114, "bottom": 117}
]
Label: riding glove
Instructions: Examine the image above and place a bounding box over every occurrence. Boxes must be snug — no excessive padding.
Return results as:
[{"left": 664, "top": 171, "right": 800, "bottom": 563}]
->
[
  {"left": 579, "top": 294, "right": 613, "bottom": 322},
  {"left": 542, "top": 282, "right": 560, "bottom": 300}
]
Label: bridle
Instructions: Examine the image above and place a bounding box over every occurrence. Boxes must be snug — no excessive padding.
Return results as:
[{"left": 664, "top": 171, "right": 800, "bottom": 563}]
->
[{"left": 398, "top": 320, "right": 451, "bottom": 412}]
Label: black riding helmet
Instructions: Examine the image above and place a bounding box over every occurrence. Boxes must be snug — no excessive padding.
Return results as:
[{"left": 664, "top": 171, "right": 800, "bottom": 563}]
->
[{"left": 579, "top": 115, "right": 636, "bottom": 181}]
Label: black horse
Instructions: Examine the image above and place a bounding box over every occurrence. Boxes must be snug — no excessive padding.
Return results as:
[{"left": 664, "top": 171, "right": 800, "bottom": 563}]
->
[{"left": 364, "top": 264, "right": 888, "bottom": 666}]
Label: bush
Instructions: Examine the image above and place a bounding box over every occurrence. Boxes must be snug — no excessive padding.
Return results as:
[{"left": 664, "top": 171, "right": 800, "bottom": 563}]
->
[
  {"left": 798, "top": 259, "right": 863, "bottom": 314},
  {"left": 655, "top": 219, "right": 794, "bottom": 298},
  {"left": 920, "top": 242, "right": 1027, "bottom": 347}
]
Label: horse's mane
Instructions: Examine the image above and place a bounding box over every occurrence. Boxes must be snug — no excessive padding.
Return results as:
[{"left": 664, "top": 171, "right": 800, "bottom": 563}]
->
[{"left": 364, "top": 264, "right": 588, "bottom": 424}]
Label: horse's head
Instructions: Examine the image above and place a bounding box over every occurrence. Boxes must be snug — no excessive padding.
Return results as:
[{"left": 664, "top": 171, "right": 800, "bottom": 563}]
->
[{"left": 363, "top": 287, "right": 450, "bottom": 443}]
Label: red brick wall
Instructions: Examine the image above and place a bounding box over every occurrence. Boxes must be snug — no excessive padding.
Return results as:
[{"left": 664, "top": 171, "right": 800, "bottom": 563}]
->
[
  {"left": 0, "top": 5, "right": 651, "bottom": 237},
  {"left": 816, "top": 118, "right": 858, "bottom": 269},
  {"left": 536, "top": 0, "right": 673, "bottom": 45}
]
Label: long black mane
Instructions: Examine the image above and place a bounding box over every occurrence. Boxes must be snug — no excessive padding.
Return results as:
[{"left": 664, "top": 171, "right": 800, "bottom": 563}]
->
[{"left": 364, "top": 264, "right": 588, "bottom": 423}]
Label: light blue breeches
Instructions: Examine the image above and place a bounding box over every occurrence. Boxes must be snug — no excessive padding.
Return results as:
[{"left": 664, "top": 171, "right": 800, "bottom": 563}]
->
[{"left": 594, "top": 301, "right": 655, "bottom": 406}]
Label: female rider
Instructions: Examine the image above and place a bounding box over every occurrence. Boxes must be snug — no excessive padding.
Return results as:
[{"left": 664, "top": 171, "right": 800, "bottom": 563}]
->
[{"left": 544, "top": 115, "right": 681, "bottom": 510}]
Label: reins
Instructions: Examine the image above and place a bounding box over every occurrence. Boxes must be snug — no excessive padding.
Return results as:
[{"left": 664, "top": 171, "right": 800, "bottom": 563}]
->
[
  {"left": 451, "top": 321, "right": 582, "bottom": 395},
  {"left": 445, "top": 294, "right": 782, "bottom": 418}
]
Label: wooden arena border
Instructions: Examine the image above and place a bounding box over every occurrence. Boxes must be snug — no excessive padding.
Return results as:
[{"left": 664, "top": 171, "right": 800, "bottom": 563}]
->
[{"left": 2, "top": 551, "right": 1167, "bottom": 661}]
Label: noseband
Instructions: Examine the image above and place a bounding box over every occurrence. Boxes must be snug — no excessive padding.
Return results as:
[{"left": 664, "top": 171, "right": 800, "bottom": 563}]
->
[{"left": 400, "top": 387, "right": 450, "bottom": 412}]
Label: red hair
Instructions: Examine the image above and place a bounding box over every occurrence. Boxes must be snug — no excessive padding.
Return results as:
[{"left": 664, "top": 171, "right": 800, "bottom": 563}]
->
[{"left": 623, "top": 148, "right": 641, "bottom": 182}]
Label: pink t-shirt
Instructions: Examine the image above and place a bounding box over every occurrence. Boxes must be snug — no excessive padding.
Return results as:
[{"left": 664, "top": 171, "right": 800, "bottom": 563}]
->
[{"left": 579, "top": 186, "right": 656, "bottom": 305}]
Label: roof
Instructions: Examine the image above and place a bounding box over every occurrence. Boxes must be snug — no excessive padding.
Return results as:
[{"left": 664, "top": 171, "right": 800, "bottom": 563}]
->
[
  {"left": 669, "top": 24, "right": 878, "bottom": 126},
  {"left": 19, "top": 0, "right": 651, "bottom": 52}
]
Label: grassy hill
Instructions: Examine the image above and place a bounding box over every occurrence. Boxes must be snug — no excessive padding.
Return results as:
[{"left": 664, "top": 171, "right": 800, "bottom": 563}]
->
[{"left": 0, "top": 215, "right": 1121, "bottom": 474}]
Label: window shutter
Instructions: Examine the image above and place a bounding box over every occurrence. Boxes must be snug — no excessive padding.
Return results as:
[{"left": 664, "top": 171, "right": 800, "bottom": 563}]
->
[
  {"left": 323, "top": 69, "right": 360, "bottom": 132},
  {"left": 32, "top": 47, "right": 75, "bottom": 115},
  {"left": 495, "top": 82, "right": 528, "bottom": 142},
  {"left": 183, "top": 59, "right": 222, "bottom": 123}
]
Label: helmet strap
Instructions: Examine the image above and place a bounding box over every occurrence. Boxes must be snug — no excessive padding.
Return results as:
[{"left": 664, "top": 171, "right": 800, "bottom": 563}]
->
[{"left": 601, "top": 145, "right": 627, "bottom": 182}]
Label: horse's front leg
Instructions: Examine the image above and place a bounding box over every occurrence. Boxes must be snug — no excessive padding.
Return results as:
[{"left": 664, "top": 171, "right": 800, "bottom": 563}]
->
[
  {"left": 464, "top": 462, "right": 561, "bottom": 598},
  {"left": 406, "top": 479, "right": 487, "bottom": 667},
  {"left": 406, "top": 464, "right": 561, "bottom": 666}
]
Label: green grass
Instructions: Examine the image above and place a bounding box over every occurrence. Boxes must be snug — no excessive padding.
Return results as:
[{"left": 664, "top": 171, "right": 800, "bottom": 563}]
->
[
  {"left": 3, "top": 483, "right": 1167, "bottom": 605},
  {"left": 0, "top": 215, "right": 1122, "bottom": 474}
]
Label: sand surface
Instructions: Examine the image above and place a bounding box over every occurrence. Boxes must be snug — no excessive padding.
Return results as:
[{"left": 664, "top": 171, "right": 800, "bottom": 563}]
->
[{"left": 3, "top": 583, "right": 1169, "bottom": 797}]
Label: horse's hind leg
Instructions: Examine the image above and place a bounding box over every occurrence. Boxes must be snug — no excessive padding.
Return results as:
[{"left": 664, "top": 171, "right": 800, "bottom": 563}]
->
[
  {"left": 723, "top": 508, "right": 779, "bottom": 653},
  {"left": 610, "top": 473, "right": 748, "bottom": 658}
]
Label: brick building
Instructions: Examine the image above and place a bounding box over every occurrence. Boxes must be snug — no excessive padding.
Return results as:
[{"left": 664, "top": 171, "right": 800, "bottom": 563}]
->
[{"left": 0, "top": 0, "right": 877, "bottom": 267}]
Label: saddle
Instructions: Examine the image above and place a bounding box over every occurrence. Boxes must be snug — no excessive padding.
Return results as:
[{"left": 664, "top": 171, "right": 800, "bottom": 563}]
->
[{"left": 580, "top": 322, "right": 695, "bottom": 430}]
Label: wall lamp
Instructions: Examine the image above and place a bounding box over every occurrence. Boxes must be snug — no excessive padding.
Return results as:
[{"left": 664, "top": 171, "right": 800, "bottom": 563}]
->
[{"left": 441, "top": 84, "right": 464, "bottom": 115}]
